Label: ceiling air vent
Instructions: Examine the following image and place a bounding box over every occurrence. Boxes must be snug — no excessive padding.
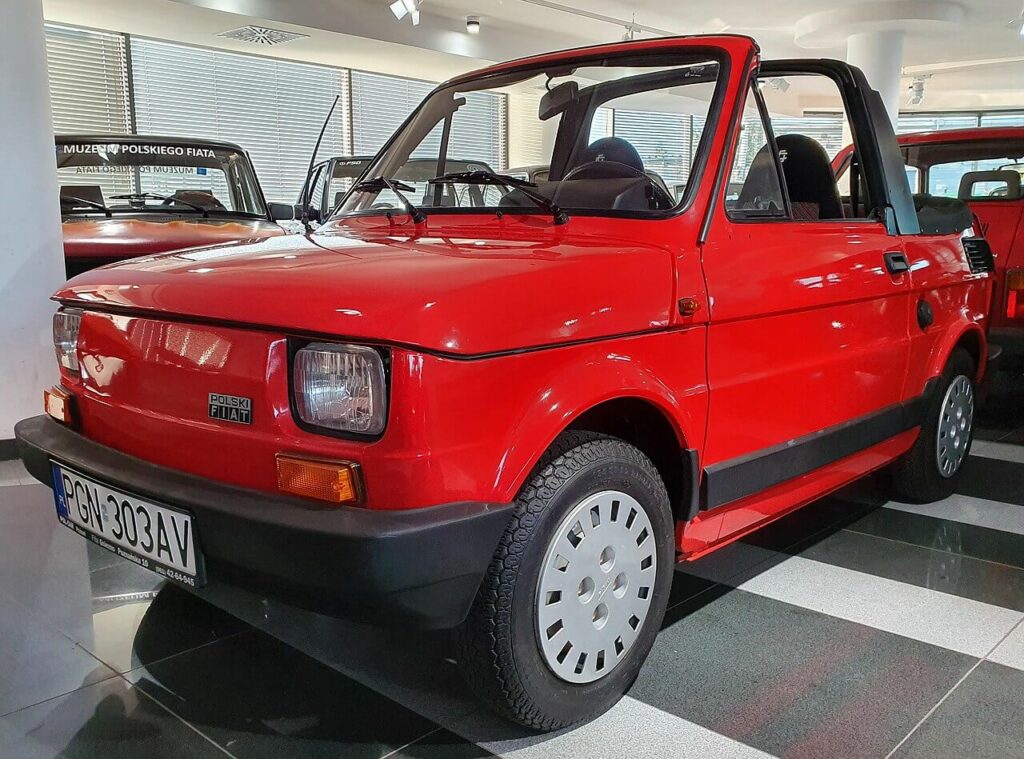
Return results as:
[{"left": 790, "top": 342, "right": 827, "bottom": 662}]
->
[{"left": 217, "top": 25, "right": 309, "bottom": 45}]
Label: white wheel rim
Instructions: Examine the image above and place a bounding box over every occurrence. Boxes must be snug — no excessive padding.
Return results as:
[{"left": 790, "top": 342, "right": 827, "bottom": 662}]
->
[
  {"left": 936, "top": 374, "right": 974, "bottom": 478},
  {"left": 536, "top": 490, "right": 657, "bottom": 684}
]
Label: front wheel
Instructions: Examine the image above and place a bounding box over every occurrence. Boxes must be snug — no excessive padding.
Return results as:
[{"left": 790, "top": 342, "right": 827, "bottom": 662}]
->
[
  {"left": 892, "top": 348, "right": 976, "bottom": 502},
  {"left": 457, "top": 431, "right": 674, "bottom": 731}
]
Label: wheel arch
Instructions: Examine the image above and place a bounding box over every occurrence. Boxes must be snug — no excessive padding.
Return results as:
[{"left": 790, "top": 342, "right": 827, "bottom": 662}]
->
[{"left": 496, "top": 388, "right": 700, "bottom": 525}]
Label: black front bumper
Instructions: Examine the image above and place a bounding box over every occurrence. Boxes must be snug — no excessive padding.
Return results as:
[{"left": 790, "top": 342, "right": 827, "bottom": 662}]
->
[{"left": 15, "top": 415, "right": 512, "bottom": 629}]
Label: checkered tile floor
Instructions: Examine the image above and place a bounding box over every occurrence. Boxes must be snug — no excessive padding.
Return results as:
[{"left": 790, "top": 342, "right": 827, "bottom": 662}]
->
[{"left": 2, "top": 375, "right": 1023, "bottom": 758}]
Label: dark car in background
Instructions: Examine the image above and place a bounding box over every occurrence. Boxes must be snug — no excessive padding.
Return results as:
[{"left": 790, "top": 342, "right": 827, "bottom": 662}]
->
[{"left": 58, "top": 135, "right": 286, "bottom": 277}]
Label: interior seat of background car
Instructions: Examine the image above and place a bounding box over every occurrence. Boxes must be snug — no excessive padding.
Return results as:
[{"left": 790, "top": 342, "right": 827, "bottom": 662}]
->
[
  {"left": 958, "top": 169, "right": 1022, "bottom": 201},
  {"left": 564, "top": 137, "right": 647, "bottom": 180}
]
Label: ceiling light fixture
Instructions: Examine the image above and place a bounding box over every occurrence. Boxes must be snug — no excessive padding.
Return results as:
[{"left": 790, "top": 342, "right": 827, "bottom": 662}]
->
[
  {"left": 622, "top": 13, "right": 641, "bottom": 42},
  {"left": 907, "top": 75, "right": 930, "bottom": 106},
  {"left": 466, "top": 15, "right": 481, "bottom": 34},
  {"left": 390, "top": 0, "right": 420, "bottom": 26}
]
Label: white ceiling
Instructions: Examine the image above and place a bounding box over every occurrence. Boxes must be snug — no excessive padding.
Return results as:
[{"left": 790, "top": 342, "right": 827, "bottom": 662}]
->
[{"left": 43, "top": 0, "right": 1024, "bottom": 111}]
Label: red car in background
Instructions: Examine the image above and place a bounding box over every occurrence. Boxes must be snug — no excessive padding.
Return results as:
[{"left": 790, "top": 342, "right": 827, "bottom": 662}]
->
[
  {"left": 835, "top": 127, "right": 1024, "bottom": 367},
  {"left": 58, "top": 135, "right": 287, "bottom": 277},
  {"left": 20, "top": 39, "right": 994, "bottom": 729}
]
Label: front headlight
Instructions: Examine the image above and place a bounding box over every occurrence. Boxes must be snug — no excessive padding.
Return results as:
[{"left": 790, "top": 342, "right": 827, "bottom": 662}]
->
[
  {"left": 293, "top": 343, "right": 387, "bottom": 435},
  {"left": 53, "top": 309, "right": 82, "bottom": 373}
]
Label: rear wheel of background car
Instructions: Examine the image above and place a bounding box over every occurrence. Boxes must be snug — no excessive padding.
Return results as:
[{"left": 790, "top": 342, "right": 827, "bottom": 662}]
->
[
  {"left": 892, "top": 347, "right": 976, "bottom": 503},
  {"left": 457, "top": 431, "right": 675, "bottom": 731}
]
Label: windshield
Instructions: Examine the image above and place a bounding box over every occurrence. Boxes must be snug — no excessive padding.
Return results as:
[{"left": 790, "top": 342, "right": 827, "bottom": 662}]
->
[
  {"left": 333, "top": 51, "right": 723, "bottom": 221},
  {"left": 57, "top": 140, "right": 267, "bottom": 217},
  {"left": 312, "top": 157, "right": 496, "bottom": 215}
]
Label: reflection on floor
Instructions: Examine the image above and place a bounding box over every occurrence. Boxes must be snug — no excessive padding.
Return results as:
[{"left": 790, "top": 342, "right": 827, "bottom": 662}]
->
[{"left": 2, "top": 373, "right": 1024, "bottom": 758}]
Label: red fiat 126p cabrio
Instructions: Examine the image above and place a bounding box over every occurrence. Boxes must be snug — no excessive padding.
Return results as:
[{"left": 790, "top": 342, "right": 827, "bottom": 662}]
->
[{"left": 18, "top": 36, "right": 995, "bottom": 730}]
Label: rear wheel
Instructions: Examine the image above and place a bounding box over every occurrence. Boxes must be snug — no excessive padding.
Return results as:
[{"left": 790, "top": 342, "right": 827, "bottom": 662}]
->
[
  {"left": 457, "top": 431, "right": 674, "bottom": 731},
  {"left": 893, "top": 348, "right": 976, "bottom": 502}
]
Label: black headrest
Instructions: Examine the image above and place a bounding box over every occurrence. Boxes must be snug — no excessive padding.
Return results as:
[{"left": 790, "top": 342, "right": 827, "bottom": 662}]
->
[
  {"left": 578, "top": 137, "right": 645, "bottom": 173},
  {"left": 958, "top": 170, "right": 1022, "bottom": 201},
  {"left": 776, "top": 134, "right": 843, "bottom": 220}
]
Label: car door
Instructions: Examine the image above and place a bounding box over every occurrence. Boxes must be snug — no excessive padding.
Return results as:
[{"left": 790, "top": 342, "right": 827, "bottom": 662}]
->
[{"left": 698, "top": 70, "right": 915, "bottom": 540}]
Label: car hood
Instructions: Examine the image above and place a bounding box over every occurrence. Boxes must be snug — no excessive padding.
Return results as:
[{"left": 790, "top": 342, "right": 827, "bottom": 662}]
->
[
  {"left": 62, "top": 216, "right": 284, "bottom": 261},
  {"left": 55, "top": 217, "right": 675, "bottom": 356}
]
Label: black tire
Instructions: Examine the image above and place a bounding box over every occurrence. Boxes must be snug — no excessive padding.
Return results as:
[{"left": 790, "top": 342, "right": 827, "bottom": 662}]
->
[
  {"left": 457, "top": 431, "right": 674, "bottom": 731},
  {"left": 892, "top": 348, "right": 976, "bottom": 502}
]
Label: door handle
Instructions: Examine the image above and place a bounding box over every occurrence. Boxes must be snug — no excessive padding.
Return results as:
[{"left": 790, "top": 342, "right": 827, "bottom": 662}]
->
[{"left": 883, "top": 251, "right": 910, "bottom": 275}]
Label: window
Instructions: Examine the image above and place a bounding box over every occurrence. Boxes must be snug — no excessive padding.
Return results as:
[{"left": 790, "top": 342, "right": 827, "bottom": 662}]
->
[
  {"left": 926, "top": 159, "right": 1013, "bottom": 198},
  {"left": 757, "top": 73, "right": 873, "bottom": 221},
  {"left": 45, "top": 24, "right": 131, "bottom": 134},
  {"left": 725, "top": 84, "right": 785, "bottom": 219},
  {"left": 337, "top": 53, "right": 723, "bottom": 219},
  {"left": 130, "top": 38, "right": 351, "bottom": 203},
  {"left": 351, "top": 71, "right": 507, "bottom": 171},
  {"left": 56, "top": 139, "right": 266, "bottom": 217}
]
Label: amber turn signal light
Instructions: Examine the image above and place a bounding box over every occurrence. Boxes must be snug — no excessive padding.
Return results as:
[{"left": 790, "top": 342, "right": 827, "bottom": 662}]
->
[
  {"left": 44, "top": 386, "right": 74, "bottom": 425},
  {"left": 276, "top": 454, "right": 363, "bottom": 505}
]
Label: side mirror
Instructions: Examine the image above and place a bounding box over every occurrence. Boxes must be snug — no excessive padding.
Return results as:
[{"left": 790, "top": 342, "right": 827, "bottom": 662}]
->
[{"left": 268, "top": 202, "right": 296, "bottom": 221}]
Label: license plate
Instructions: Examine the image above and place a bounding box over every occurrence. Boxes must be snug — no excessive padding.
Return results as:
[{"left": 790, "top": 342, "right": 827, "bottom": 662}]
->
[{"left": 51, "top": 462, "right": 206, "bottom": 587}]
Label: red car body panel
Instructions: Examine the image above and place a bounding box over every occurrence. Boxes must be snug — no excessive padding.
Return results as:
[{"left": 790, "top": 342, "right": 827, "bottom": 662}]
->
[
  {"left": 63, "top": 217, "right": 285, "bottom": 265},
  {"left": 56, "top": 217, "right": 676, "bottom": 356},
  {"left": 834, "top": 127, "right": 1024, "bottom": 346},
  {"left": 41, "top": 35, "right": 990, "bottom": 567}
]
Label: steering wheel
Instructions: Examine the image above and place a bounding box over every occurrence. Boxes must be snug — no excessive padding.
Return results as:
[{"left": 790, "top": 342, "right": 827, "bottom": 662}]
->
[
  {"left": 564, "top": 160, "right": 645, "bottom": 182},
  {"left": 564, "top": 161, "right": 675, "bottom": 209},
  {"left": 371, "top": 202, "right": 396, "bottom": 210}
]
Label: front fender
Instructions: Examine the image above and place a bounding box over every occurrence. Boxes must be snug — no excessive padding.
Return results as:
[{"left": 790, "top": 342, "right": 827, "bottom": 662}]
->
[{"left": 486, "top": 328, "right": 708, "bottom": 503}]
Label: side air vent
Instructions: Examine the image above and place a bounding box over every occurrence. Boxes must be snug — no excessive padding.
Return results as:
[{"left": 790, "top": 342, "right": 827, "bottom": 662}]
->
[
  {"left": 217, "top": 26, "right": 309, "bottom": 45},
  {"left": 962, "top": 237, "right": 995, "bottom": 274}
]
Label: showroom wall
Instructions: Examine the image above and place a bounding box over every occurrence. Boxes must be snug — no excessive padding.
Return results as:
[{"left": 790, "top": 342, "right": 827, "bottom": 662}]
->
[{"left": 44, "top": 21, "right": 1024, "bottom": 208}]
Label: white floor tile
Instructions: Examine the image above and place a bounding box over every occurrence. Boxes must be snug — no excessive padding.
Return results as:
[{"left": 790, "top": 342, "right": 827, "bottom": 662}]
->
[
  {"left": 970, "top": 441, "right": 1024, "bottom": 464},
  {"left": 476, "top": 696, "right": 776, "bottom": 759},
  {"left": 884, "top": 495, "right": 1024, "bottom": 536},
  {"left": 0, "top": 460, "right": 32, "bottom": 487},
  {"left": 989, "top": 622, "right": 1024, "bottom": 672},
  {"left": 735, "top": 555, "right": 1023, "bottom": 658}
]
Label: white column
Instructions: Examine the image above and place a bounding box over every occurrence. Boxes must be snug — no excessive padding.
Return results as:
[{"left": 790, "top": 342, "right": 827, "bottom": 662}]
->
[
  {"left": 0, "top": 0, "right": 65, "bottom": 441},
  {"left": 846, "top": 29, "right": 906, "bottom": 125}
]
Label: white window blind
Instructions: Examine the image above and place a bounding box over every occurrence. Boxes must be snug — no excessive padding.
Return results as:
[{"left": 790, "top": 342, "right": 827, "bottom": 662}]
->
[
  {"left": 130, "top": 38, "right": 351, "bottom": 203},
  {"left": 351, "top": 71, "right": 507, "bottom": 170},
  {"left": 979, "top": 112, "right": 1024, "bottom": 128},
  {"left": 771, "top": 113, "right": 846, "bottom": 158},
  {"left": 612, "top": 109, "right": 698, "bottom": 184},
  {"left": 45, "top": 24, "right": 131, "bottom": 135},
  {"left": 897, "top": 114, "right": 978, "bottom": 134}
]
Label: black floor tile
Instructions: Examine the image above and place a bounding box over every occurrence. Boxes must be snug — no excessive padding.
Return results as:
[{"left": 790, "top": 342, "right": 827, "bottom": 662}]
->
[
  {"left": 893, "top": 661, "right": 1024, "bottom": 759},
  {"left": 389, "top": 729, "right": 498, "bottom": 758},
  {"left": 631, "top": 589, "right": 975, "bottom": 759},
  {"left": 958, "top": 456, "right": 1024, "bottom": 506},
  {"left": 127, "top": 629, "right": 443, "bottom": 758},
  {"left": 796, "top": 528, "right": 1024, "bottom": 611},
  {"left": 849, "top": 507, "right": 1024, "bottom": 571},
  {"left": 0, "top": 675, "right": 225, "bottom": 759},
  {"left": 0, "top": 592, "right": 118, "bottom": 718}
]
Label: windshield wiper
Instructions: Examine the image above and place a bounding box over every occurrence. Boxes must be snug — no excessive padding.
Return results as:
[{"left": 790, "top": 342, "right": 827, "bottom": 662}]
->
[
  {"left": 61, "top": 195, "right": 112, "bottom": 218},
  {"left": 352, "top": 177, "right": 426, "bottom": 224},
  {"left": 110, "top": 192, "right": 209, "bottom": 218},
  {"left": 429, "top": 170, "right": 568, "bottom": 225}
]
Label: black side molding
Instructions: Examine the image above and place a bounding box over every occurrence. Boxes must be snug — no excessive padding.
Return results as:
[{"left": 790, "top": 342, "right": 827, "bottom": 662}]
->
[{"left": 700, "top": 380, "right": 937, "bottom": 511}]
